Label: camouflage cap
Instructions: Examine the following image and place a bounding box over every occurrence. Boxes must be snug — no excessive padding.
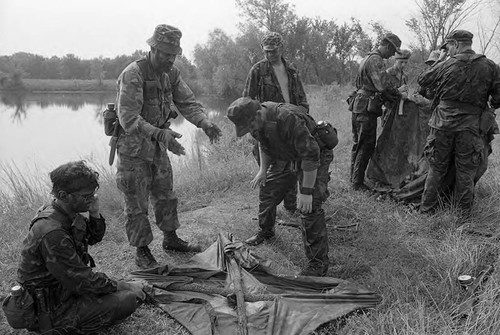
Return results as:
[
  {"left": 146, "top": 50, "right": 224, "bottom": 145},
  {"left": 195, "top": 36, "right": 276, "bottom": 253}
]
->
[
  {"left": 440, "top": 30, "right": 474, "bottom": 49},
  {"left": 261, "top": 32, "right": 284, "bottom": 51},
  {"left": 395, "top": 49, "right": 411, "bottom": 60},
  {"left": 226, "top": 97, "right": 262, "bottom": 137},
  {"left": 446, "top": 30, "right": 473, "bottom": 42},
  {"left": 382, "top": 33, "right": 402, "bottom": 54},
  {"left": 146, "top": 24, "right": 182, "bottom": 55},
  {"left": 425, "top": 50, "right": 440, "bottom": 65}
]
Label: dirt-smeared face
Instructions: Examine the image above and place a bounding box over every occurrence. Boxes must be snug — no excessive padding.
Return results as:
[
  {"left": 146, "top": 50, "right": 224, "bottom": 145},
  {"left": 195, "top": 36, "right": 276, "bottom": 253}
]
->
[{"left": 151, "top": 48, "right": 177, "bottom": 73}]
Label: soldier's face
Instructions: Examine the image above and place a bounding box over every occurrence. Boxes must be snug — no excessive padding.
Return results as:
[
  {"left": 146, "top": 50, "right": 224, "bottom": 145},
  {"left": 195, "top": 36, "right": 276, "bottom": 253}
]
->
[
  {"left": 446, "top": 41, "right": 458, "bottom": 56},
  {"left": 151, "top": 48, "right": 177, "bottom": 73},
  {"left": 263, "top": 47, "right": 282, "bottom": 64},
  {"left": 395, "top": 59, "right": 408, "bottom": 70},
  {"left": 68, "top": 186, "right": 97, "bottom": 213}
]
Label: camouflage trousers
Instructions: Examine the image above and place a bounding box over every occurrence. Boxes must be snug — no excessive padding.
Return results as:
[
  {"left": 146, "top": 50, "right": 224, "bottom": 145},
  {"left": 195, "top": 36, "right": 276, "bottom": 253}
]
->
[
  {"left": 420, "top": 128, "right": 484, "bottom": 214},
  {"left": 116, "top": 151, "right": 180, "bottom": 247},
  {"left": 40, "top": 290, "right": 137, "bottom": 334},
  {"left": 258, "top": 149, "right": 333, "bottom": 267},
  {"left": 351, "top": 113, "right": 377, "bottom": 186},
  {"left": 252, "top": 140, "right": 297, "bottom": 211}
]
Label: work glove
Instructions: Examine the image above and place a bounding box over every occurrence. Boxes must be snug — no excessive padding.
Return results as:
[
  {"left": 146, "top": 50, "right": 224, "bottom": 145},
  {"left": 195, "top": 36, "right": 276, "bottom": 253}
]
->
[
  {"left": 154, "top": 128, "right": 186, "bottom": 156},
  {"left": 200, "top": 119, "right": 222, "bottom": 143}
]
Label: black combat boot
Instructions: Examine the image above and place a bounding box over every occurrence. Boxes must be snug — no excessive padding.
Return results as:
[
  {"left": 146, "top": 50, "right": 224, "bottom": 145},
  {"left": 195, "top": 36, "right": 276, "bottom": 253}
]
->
[
  {"left": 135, "top": 246, "right": 159, "bottom": 269},
  {"left": 163, "top": 231, "right": 201, "bottom": 253}
]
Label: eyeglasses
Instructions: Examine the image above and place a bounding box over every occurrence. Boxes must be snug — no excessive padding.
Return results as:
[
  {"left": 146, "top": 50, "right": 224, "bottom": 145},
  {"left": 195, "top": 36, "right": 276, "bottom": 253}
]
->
[{"left": 70, "top": 189, "right": 97, "bottom": 201}]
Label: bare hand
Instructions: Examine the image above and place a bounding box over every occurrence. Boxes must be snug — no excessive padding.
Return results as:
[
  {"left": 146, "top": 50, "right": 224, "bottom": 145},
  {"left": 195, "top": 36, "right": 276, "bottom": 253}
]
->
[
  {"left": 88, "top": 195, "right": 100, "bottom": 218},
  {"left": 250, "top": 171, "right": 267, "bottom": 189},
  {"left": 297, "top": 193, "right": 313, "bottom": 214},
  {"left": 118, "top": 280, "right": 146, "bottom": 301}
]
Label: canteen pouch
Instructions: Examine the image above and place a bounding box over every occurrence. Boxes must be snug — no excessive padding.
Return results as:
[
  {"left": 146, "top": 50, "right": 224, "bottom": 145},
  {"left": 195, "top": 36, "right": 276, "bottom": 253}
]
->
[
  {"left": 103, "top": 108, "right": 118, "bottom": 136},
  {"left": 2, "top": 288, "right": 37, "bottom": 330},
  {"left": 367, "top": 94, "right": 383, "bottom": 116}
]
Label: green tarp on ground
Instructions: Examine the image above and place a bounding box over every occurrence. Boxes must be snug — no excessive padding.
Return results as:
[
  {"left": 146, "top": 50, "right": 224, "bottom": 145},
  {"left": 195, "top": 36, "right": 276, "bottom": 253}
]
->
[{"left": 131, "top": 233, "right": 381, "bottom": 335}]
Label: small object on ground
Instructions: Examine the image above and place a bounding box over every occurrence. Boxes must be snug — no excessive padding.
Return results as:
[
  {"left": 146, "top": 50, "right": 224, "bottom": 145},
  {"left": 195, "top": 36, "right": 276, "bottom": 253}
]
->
[{"left": 458, "top": 275, "right": 474, "bottom": 289}]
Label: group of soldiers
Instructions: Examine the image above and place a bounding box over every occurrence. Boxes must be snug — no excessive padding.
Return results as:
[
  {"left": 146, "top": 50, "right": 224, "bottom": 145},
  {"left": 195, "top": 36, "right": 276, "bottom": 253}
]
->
[
  {"left": 3, "top": 23, "right": 500, "bottom": 334},
  {"left": 351, "top": 30, "right": 500, "bottom": 217}
]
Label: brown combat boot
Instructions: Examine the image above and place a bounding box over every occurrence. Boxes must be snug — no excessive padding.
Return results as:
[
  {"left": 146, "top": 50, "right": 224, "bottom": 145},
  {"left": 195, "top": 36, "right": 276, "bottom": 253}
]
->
[
  {"left": 163, "top": 231, "right": 201, "bottom": 253},
  {"left": 135, "top": 246, "right": 159, "bottom": 269}
]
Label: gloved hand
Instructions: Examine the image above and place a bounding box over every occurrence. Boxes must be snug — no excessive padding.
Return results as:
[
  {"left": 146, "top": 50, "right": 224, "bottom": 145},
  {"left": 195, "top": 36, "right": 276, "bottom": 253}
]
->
[
  {"left": 200, "top": 119, "right": 222, "bottom": 143},
  {"left": 154, "top": 128, "right": 185, "bottom": 156}
]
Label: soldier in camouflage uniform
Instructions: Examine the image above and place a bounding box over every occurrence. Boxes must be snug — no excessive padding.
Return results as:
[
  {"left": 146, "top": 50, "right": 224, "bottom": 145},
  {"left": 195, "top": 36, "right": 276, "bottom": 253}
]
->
[
  {"left": 418, "top": 30, "right": 500, "bottom": 214},
  {"left": 12, "top": 161, "right": 145, "bottom": 334},
  {"left": 242, "top": 32, "right": 308, "bottom": 218},
  {"left": 351, "top": 33, "right": 402, "bottom": 191},
  {"left": 116, "top": 24, "right": 222, "bottom": 268},
  {"left": 227, "top": 97, "right": 337, "bottom": 276}
]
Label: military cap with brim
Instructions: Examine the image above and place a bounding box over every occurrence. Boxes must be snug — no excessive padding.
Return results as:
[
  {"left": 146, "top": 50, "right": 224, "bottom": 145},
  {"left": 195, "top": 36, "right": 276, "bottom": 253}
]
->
[
  {"left": 147, "top": 24, "right": 183, "bottom": 55},
  {"left": 440, "top": 30, "right": 473, "bottom": 49},
  {"left": 425, "top": 50, "right": 440, "bottom": 65},
  {"left": 382, "top": 33, "right": 402, "bottom": 54},
  {"left": 227, "top": 97, "right": 262, "bottom": 137}
]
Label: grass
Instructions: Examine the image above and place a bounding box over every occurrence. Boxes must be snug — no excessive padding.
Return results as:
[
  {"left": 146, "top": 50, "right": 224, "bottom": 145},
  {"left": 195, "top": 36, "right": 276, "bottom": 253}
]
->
[{"left": 1, "top": 85, "right": 500, "bottom": 334}]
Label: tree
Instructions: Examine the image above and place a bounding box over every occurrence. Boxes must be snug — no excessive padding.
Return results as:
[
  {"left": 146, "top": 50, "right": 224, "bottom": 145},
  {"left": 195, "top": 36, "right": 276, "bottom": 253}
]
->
[
  {"left": 235, "top": 0, "right": 297, "bottom": 34},
  {"left": 405, "top": 0, "right": 483, "bottom": 50}
]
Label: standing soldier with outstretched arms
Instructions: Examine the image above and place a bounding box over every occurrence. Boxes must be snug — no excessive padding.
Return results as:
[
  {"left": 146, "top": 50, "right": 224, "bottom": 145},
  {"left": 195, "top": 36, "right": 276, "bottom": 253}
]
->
[{"left": 115, "top": 24, "right": 222, "bottom": 269}]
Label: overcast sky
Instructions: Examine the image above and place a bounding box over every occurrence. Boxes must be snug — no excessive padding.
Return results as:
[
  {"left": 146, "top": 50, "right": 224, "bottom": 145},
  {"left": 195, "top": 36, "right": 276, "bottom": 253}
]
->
[{"left": 0, "top": 0, "right": 498, "bottom": 61}]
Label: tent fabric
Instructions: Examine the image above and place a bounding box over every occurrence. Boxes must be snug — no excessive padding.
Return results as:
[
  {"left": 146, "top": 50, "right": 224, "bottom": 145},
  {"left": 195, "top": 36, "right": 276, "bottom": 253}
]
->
[
  {"left": 365, "top": 99, "right": 432, "bottom": 196},
  {"left": 131, "top": 233, "right": 381, "bottom": 335},
  {"left": 365, "top": 99, "right": 496, "bottom": 204}
]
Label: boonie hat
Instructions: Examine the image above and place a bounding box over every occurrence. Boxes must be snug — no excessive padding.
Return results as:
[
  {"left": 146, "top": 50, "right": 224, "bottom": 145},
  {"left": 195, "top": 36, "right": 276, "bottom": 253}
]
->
[
  {"left": 147, "top": 24, "right": 182, "bottom": 55},
  {"left": 395, "top": 49, "right": 411, "bottom": 60},
  {"left": 425, "top": 50, "right": 440, "bottom": 65},
  {"left": 261, "top": 32, "right": 284, "bottom": 51},
  {"left": 382, "top": 33, "right": 402, "bottom": 54},
  {"left": 226, "top": 97, "right": 262, "bottom": 137}
]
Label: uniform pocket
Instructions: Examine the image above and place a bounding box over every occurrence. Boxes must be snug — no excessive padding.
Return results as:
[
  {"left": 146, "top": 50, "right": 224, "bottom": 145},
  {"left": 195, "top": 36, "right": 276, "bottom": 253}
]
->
[
  {"left": 353, "top": 95, "right": 369, "bottom": 113},
  {"left": 423, "top": 135, "right": 436, "bottom": 163}
]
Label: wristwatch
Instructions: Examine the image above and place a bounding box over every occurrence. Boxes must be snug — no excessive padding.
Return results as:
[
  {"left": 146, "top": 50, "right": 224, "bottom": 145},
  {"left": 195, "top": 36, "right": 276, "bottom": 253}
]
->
[{"left": 300, "top": 187, "right": 314, "bottom": 195}]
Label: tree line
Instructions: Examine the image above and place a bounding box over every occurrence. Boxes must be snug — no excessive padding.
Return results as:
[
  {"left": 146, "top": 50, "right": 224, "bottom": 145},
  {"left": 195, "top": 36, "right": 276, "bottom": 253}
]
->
[{"left": 1, "top": 0, "right": 497, "bottom": 97}]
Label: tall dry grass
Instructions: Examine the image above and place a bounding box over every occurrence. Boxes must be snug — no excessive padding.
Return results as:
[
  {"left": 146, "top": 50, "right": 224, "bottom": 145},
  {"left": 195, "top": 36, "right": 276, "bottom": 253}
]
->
[{"left": 1, "top": 85, "right": 500, "bottom": 335}]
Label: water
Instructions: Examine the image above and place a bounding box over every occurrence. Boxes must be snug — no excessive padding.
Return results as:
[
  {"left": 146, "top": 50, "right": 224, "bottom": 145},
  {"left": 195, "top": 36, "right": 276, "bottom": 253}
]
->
[{"left": 0, "top": 91, "right": 231, "bottom": 188}]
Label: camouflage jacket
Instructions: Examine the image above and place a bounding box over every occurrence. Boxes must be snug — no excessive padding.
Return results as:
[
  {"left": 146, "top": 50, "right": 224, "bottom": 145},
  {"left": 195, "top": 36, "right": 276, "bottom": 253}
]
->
[
  {"left": 252, "top": 102, "right": 320, "bottom": 171},
  {"left": 355, "top": 50, "right": 398, "bottom": 95},
  {"left": 386, "top": 65, "right": 408, "bottom": 88},
  {"left": 116, "top": 53, "right": 207, "bottom": 161},
  {"left": 418, "top": 50, "right": 500, "bottom": 131},
  {"left": 17, "top": 202, "right": 117, "bottom": 301},
  {"left": 242, "top": 58, "right": 309, "bottom": 111}
]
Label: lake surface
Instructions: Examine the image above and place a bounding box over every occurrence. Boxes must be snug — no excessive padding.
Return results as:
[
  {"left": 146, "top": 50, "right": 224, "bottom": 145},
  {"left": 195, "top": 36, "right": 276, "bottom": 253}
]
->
[{"left": 0, "top": 91, "right": 231, "bottom": 189}]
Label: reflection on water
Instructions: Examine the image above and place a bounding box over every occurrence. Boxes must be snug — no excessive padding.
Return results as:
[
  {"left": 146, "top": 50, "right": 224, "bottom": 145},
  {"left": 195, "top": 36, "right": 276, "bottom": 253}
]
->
[{"left": 0, "top": 90, "right": 232, "bottom": 188}]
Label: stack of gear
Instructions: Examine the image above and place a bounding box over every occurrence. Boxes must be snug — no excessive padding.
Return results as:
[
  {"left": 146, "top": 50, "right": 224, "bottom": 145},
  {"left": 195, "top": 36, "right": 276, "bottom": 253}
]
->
[{"left": 131, "top": 233, "right": 381, "bottom": 335}]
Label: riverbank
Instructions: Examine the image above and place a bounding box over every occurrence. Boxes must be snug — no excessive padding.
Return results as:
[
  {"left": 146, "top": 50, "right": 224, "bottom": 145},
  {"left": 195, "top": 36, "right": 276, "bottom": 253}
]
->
[
  {"left": 18, "top": 78, "right": 116, "bottom": 92},
  {"left": 1, "top": 86, "right": 500, "bottom": 334}
]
